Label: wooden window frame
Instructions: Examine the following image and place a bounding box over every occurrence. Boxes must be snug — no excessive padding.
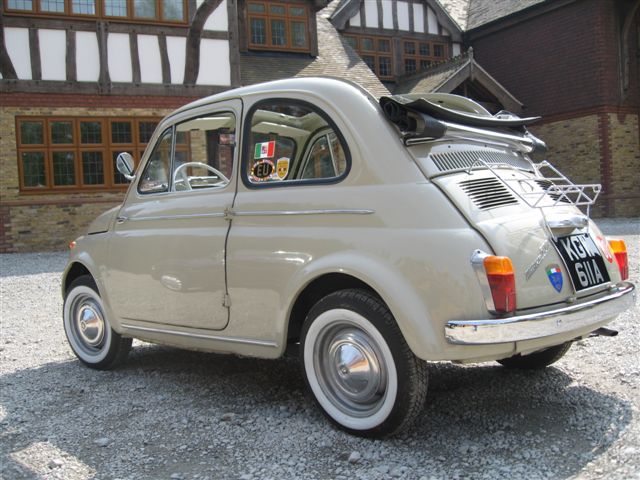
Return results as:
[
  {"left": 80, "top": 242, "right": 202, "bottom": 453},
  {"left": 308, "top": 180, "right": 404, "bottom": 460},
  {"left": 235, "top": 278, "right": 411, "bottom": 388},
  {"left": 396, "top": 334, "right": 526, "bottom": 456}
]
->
[
  {"left": 344, "top": 34, "right": 394, "bottom": 80},
  {"left": 16, "top": 116, "right": 161, "bottom": 194},
  {"left": 3, "top": 0, "right": 188, "bottom": 25},
  {"left": 247, "top": 1, "right": 311, "bottom": 53},
  {"left": 402, "top": 39, "right": 448, "bottom": 75}
]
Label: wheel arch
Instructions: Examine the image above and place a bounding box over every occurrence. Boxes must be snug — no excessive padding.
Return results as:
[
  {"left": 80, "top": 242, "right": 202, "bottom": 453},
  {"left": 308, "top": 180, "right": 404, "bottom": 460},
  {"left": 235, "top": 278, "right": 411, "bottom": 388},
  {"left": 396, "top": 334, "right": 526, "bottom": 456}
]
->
[{"left": 63, "top": 262, "right": 93, "bottom": 296}]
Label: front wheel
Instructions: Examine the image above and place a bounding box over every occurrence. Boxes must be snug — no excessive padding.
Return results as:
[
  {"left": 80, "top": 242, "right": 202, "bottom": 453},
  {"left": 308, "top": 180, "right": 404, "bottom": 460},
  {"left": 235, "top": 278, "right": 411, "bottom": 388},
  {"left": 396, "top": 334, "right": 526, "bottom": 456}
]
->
[
  {"left": 300, "top": 289, "right": 427, "bottom": 437},
  {"left": 497, "top": 342, "right": 572, "bottom": 370},
  {"left": 63, "top": 275, "right": 132, "bottom": 370}
]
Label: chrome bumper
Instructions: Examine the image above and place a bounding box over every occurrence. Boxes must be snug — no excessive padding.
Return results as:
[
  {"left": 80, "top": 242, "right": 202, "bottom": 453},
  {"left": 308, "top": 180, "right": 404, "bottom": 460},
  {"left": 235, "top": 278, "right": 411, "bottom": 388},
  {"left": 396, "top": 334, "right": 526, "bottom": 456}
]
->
[{"left": 445, "top": 282, "right": 636, "bottom": 345}]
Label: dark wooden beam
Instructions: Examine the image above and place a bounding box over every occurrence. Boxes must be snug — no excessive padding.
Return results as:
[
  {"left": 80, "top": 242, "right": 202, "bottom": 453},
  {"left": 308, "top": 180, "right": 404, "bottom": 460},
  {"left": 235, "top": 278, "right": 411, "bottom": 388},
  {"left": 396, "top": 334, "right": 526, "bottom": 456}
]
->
[
  {"left": 96, "top": 21, "right": 110, "bottom": 92},
  {"left": 227, "top": 0, "right": 241, "bottom": 86},
  {"left": 392, "top": 0, "right": 398, "bottom": 31},
  {"left": 130, "top": 32, "right": 141, "bottom": 84},
  {"left": 158, "top": 32, "right": 171, "bottom": 84},
  {"left": 376, "top": 0, "right": 383, "bottom": 29},
  {"left": 28, "top": 28, "right": 41, "bottom": 80},
  {"left": 66, "top": 29, "right": 76, "bottom": 81},
  {"left": 408, "top": 0, "right": 415, "bottom": 32},
  {"left": 0, "top": 15, "right": 18, "bottom": 79}
]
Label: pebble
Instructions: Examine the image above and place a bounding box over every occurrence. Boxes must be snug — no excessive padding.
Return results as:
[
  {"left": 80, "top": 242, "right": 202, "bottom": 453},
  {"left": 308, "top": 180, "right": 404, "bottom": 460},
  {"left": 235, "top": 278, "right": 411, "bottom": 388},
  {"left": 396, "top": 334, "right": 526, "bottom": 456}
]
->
[
  {"left": 221, "top": 413, "right": 236, "bottom": 422},
  {"left": 348, "top": 451, "right": 361, "bottom": 464},
  {"left": 94, "top": 437, "right": 110, "bottom": 447},
  {"left": 48, "top": 459, "right": 64, "bottom": 469}
]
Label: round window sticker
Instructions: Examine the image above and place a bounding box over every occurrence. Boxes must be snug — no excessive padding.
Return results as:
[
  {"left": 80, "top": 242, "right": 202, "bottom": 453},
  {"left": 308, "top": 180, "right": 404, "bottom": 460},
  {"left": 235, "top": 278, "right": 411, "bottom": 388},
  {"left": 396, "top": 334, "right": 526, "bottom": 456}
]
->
[{"left": 251, "top": 159, "right": 274, "bottom": 182}]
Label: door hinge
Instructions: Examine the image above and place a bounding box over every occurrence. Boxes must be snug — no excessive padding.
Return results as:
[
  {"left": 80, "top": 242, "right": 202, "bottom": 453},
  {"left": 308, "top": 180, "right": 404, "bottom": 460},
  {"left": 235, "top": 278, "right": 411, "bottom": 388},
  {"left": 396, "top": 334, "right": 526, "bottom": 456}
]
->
[{"left": 223, "top": 294, "right": 232, "bottom": 308}]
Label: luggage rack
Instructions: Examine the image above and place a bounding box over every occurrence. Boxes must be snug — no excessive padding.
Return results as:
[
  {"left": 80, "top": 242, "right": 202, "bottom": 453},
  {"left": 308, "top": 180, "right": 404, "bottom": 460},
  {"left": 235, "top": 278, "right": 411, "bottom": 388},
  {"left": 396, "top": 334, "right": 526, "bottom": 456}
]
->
[{"left": 465, "top": 159, "right": 601, "bottom": 233}]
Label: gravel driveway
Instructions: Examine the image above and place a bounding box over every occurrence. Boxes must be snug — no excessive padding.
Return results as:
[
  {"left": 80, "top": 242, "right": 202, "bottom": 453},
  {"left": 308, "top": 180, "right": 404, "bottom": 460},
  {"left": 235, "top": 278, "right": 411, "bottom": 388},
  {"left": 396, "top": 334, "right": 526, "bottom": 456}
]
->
[{"left": 1, "top": 218, "right": 638, "bottom": 480}]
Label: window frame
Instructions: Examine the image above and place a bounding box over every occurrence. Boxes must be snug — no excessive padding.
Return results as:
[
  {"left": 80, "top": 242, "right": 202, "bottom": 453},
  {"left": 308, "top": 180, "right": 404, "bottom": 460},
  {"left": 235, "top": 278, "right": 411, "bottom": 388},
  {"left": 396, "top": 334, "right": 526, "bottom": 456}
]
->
[
  {"left": 4, "top": 0, "right": 188, "bottom": 24},
  {"left": 402, "top": 39, "right": 448, "bottom": 75},
  {"left": 241, "top": 98, "right": 351, "bottom": 190},
  {"left": 247, "top": 1, "right": 311, "bottom": 53},
  {"left": 16, "top": 116, "right": 161, "bottom": 193},
  {"left": 343, "top": 34, "right": 394, "bottom": 80}
]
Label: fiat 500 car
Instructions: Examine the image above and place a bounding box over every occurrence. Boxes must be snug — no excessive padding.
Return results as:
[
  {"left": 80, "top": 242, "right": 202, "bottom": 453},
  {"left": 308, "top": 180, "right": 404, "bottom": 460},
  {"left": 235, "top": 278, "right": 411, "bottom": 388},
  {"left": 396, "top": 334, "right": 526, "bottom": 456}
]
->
[{"left": 62, "top": 77, "right": 635, "bottom": 437}]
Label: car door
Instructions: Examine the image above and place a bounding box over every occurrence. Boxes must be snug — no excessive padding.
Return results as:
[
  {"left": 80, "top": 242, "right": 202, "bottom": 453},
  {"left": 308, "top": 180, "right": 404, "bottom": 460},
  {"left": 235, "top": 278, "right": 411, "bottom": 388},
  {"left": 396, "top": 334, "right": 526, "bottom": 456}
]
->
[{"left": 105, "top": 100, "right": 240, "bottom": 331}]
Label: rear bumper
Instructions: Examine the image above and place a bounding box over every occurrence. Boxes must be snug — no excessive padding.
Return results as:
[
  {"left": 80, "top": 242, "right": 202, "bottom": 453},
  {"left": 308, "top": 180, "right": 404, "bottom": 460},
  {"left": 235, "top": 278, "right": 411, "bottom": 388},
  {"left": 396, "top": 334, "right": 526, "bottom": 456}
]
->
[{"left": 445, "top": 282, "right": 636, "bottom": 345}]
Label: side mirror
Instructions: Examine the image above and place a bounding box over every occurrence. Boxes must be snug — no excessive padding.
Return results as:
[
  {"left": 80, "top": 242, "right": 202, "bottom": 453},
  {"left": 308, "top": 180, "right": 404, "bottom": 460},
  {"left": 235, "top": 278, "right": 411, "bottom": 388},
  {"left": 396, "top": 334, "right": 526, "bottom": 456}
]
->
[{"left": 116, "top": 152, "right": 136, "bottom": 181}]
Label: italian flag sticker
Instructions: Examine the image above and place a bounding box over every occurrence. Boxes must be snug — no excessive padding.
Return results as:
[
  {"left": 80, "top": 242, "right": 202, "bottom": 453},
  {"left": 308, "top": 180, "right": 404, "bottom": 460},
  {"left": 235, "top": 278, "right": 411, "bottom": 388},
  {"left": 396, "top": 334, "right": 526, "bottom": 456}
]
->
[{"left": 254, "top": 141, "right": 275, "bottom": 159}]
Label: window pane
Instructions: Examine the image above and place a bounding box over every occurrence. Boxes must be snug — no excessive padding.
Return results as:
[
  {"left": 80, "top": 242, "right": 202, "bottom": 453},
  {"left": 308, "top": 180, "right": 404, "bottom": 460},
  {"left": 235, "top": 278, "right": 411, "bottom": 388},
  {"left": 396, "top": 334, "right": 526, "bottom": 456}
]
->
[
  {"left": 40, "top": 0, "right": 65, "bottom": 12},
  {"left": 291, "top": 22, "right": 307, "bottom": 48},
  {"left": 251, "top": 18, "right": 266, "bottom": 45},
  {"left": 162, "top": 0, "right": 183, "bottom": 20},
  {"left": 53, "top": 152, "right": 76, "bottom": 186},
  {"left": 270, "top": 5, "right": 285, "bottom": 15},
  {"left": 434, "top": 44, "right": 444, "bottom": 57},
  {"left": 134, "top": 0, "right": 156, "bottom": 18},
  {"left": 82, "top": 151, "right": 104, "bottom": 185},
  {"left": 420, "top": 59, "right": 431, "bottom": 70},
  {"left": 271, "top": 19, "right": 286, "bottom": 46},
  {"left": 139, "top": 121, "right": 158, "bottom": 143},
  {"left": 248, "top": 2, "right": 265, "bottom": 14},
  {"left": 51, "top": 121, "right": 73, "bottom": 144},
  {"left": 111, "top": 121, "right": 132, "bottom": 143},
  {"left": 20, "top": 121, "right": 44, "bottom": 144},
  {"left": 21, "top": 152, "right": 46, "bottom": 187},
  {"left": 379, "top": 57, "right": 391, "bottom": 77},
  {"left": 361, "top": 37, "right": 374, "bottom": 51},
  {"left": 344, "top": 36, "right": 357, "bottom": 50},
  {"left": 362, "top": 55, "right": 375, "bottom": 72},
  {"left": 112, "top": 151, "right": 131, "bottom": 184},
  {"left": 419, "top": 43, "right": 430, "bottom": 56},
  {"left": 80, "top": 121, "right": 102, "bottom": 144},
  {"left": 8, "top": 0, "right": 33, "bottom": 10},
  {"left": 139, "top": 129, "right": 172, "bottom": 193},
  {"left": 302, "top": 136, "right": 334, "bottom": 179},
  {"left": 404, "top": 41, "right": 415, "bottom": 54},
  {"left": 72, "top": 0, "right": 96, "bottom": 14},
  {"left": 378, "top": 39, "right": 390, "bottom": 52},
  {"left": 105, "top": 0, "right": 127, "bottom": 16},
  {"left": 404, "top": 58, "right": 416, "bottom": 74},
  {"left": 289, "top": 6, "right": 305, "bottom": 16}
]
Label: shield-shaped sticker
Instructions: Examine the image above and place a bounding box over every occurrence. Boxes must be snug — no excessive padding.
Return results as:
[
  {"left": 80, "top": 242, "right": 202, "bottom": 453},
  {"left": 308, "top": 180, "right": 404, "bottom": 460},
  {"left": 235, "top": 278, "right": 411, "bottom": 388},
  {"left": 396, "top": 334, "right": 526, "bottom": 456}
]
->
[
  {"left": 546, "top": 264, "right": 563, "bottom": 292},
  {"left": 276, "top": 157, "right": 290, "bottom": 180}
]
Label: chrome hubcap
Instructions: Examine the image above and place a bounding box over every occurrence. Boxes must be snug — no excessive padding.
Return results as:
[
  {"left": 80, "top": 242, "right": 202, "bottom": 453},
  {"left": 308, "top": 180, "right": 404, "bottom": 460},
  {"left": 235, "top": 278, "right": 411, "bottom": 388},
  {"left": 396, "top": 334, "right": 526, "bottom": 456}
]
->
[
  {"left": 315, "top": 324, "right": 387, "bottom": 417},
  {"left": 72, "top": 296, "right": 105, "bottom": 351}
]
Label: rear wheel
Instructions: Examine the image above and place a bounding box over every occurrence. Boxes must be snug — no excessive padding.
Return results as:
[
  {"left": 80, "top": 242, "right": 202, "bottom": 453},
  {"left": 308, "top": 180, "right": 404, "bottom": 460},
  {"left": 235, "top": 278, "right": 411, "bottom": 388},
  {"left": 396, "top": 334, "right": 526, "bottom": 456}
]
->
[
  {"left": 63, "top": 275, "right": 132, "bottom": 370},
  {"left": 300, "top": 289, "right": 427, "bottom": 437},
  {"left": 497, "top": 342, "right": 572, "bottom": 370}
]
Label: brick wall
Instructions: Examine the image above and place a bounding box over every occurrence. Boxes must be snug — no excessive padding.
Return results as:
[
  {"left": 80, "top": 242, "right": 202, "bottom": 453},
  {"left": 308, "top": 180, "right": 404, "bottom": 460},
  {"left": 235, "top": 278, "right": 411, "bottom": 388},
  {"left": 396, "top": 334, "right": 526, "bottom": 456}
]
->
[
  {"left": 469, "top": 0, "right": 638, "bottom": 116},
  {"left": 0, "top": 95, "right": 195, "bottom": 252}
]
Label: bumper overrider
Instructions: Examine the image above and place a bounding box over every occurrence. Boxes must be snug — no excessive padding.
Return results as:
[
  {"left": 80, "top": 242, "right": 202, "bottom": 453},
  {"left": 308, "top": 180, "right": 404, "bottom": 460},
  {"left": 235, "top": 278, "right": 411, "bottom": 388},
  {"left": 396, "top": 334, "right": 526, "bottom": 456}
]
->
[{"left": 445, "top": 282, "right": 636, "bottom": 345}]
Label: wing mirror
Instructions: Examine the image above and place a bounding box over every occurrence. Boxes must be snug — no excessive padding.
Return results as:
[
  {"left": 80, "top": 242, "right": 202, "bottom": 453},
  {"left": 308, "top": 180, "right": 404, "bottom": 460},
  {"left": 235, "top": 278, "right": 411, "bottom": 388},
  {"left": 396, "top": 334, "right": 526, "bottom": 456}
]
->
[{"left": 116, "top": 152, "right": 136, "bottom": 181}]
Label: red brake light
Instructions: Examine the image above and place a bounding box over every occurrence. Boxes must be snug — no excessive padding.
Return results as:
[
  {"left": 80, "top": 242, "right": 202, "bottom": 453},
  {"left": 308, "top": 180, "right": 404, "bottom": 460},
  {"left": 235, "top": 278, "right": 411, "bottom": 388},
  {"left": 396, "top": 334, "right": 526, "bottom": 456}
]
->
[
  {"left": 608, "top": 239, "right": 628, "bottom": 280},
  {"left": 484, "top": 256, "right": 517, "bottom": 314}
]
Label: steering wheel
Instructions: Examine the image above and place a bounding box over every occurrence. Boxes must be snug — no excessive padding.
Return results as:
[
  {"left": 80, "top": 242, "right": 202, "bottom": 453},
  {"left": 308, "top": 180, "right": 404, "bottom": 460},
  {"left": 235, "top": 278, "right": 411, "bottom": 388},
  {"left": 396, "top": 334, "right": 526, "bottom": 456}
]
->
[{"left": 172, "top": 162, "right": 230, "bottom": 191}]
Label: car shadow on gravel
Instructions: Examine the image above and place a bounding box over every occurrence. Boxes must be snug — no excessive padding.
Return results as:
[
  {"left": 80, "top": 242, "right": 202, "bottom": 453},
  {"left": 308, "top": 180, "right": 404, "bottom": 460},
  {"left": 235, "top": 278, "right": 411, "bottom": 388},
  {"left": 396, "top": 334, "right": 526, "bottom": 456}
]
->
[{"left": 0, "top": 344, "right": 632, "bottom": 479}]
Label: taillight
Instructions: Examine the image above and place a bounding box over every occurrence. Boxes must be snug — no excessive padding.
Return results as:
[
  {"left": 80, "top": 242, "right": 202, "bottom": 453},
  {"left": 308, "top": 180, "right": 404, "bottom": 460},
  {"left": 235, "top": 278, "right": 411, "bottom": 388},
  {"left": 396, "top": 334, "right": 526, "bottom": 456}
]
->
[
  {"left": 484, "top": 256, "right": 517, "bottom": 314},
  {"left": 608, "top": 239, "right": 628, "bottom": 280}
]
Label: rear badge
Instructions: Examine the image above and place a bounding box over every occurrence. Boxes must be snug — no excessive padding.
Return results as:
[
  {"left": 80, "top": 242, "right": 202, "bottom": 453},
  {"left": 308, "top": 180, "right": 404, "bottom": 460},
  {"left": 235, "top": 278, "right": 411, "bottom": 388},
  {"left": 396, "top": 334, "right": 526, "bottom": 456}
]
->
[{"left": 546, "top": 264, "right": 563, "bottom": 292}]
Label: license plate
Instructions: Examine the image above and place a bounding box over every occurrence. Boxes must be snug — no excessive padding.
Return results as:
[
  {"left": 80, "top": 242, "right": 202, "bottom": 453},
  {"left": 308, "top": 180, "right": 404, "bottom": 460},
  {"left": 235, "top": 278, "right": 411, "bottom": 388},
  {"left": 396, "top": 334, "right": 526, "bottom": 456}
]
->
[{"left": 553, "top": 233, "right": 610, "bottom": 291}]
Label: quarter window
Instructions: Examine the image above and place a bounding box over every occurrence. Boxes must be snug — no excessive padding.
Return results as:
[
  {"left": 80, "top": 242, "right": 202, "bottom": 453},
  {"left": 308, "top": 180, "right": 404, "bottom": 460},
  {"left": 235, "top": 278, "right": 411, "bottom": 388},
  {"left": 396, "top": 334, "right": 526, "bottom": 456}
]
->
[
  {"left": 247, "top": 1, "right": 310, "bottom": 52},
  {"left": 16, "top": 116, "right": 159, "bottom": 192},
  {"left": 245, "top": 100, "right": 349, "bottom": 186}
]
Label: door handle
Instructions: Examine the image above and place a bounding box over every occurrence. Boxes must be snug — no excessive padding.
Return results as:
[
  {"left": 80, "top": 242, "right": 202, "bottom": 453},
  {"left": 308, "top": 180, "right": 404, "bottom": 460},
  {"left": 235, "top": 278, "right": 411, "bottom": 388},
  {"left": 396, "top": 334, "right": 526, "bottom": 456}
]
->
[{"left": 116, "top": 216, "right": 128, "bottom": 224}]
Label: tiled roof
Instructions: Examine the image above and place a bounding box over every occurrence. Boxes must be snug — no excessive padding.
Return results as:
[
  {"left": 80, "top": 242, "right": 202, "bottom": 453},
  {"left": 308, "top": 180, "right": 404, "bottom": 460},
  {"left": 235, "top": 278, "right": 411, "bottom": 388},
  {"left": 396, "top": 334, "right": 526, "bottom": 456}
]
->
[
  {"left": 466, "top": 0, "right": 546, "bottom": 30},
  {"left": 436, "top": 0, "right": 470, "bottom": 30},
  {"left": 240, "top": 3, "right": 389, "bottom": 99},
  {"left": 394, "top": 52, "right": 471, "bottom": 94}
]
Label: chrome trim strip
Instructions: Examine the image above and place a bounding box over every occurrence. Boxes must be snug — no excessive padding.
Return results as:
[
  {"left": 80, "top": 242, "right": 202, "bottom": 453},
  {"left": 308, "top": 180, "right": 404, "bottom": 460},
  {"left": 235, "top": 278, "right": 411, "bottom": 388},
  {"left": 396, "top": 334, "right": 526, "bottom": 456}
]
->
[
  {"left": 445, "top": 282, "right": 635, "bottom": 345},
  {"left": 128, "top": 212, "right": 226, "bottom": 222},
  {"left": 232, "top": 209, "right": 374, "bottom": 217},
  {"left": 121, "top": 324, "right": 279, "bottom": 348}
]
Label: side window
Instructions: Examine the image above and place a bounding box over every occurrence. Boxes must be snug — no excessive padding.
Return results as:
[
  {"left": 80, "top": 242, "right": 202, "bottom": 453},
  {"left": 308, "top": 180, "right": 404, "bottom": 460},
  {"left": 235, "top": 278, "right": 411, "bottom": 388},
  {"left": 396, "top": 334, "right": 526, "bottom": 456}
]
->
[
  {"left": 172, "top": 113, "right": 235, "bottom": 192},
  {"left": 245, "top": 100, "right": 349, "bottom": 185},
  {"left": 139, "top": 128, "right": 173, "bottom": 194}
]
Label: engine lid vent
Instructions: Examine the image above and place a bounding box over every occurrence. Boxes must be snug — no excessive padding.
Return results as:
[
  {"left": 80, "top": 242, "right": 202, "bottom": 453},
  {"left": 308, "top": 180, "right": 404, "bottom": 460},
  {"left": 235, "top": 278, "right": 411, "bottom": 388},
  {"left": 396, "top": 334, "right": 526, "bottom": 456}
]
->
[
  {"left": 430, "top": 150, "right": 531, "bottom": 173},
  {"left": 459, "top": 177, "right": 519, "bottom": 210}
]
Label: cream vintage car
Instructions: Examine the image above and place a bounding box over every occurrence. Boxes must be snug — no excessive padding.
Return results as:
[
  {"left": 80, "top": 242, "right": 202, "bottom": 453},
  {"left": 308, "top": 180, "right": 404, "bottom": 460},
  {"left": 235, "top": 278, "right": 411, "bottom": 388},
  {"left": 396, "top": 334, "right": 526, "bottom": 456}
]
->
[{"left": 62, "top": 77, "right": 635, "bottom": 437}]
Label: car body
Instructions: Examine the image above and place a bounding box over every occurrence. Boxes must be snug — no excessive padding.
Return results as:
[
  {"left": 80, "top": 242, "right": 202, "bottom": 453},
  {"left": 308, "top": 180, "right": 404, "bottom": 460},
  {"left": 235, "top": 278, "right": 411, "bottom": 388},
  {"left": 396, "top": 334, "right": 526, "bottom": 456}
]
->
[{"left": 62, "top": 77, "right": 635, "bottom": 437}]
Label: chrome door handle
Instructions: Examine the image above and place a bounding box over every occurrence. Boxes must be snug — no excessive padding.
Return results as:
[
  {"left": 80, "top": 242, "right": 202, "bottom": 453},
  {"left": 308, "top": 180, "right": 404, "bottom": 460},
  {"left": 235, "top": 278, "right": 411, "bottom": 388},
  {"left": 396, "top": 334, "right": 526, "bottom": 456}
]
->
[{"left": 116, "top": 216, "right": 128, "bottom": 224}]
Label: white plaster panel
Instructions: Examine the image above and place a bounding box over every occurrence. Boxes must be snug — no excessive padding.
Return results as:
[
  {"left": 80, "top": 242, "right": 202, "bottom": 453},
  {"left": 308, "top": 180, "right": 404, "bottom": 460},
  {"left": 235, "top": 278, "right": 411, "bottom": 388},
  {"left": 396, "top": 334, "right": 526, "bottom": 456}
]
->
[
  {"left": 166, "top": 36, "right": 186, "bottom": 84},
  {"left": 203, "top": 0, "right": 228, "bottom": 31},
  {"left": 349, "top": 11, "right": 361, "bottom": 27},
  {"left": 364, "top": 1, "right": 378, "bottom": 28},
  {"left": 196, "top": 39, "right": 230, "bottom": 86},
  {"left": 397, "top": 1, "right": 410, "bottom": 31},
  {"left": 381, "top": 0, "right": 393, "bottom": 29},
  {"left": 107, "top": 33, "right": 132, "bottom": 82},
  {"left": 427, "top": 7, "right": 439, "bottom": 34},
  {"left": 413, "top": 3, "right": 424, "bottom": 32},
  {"left": 453, "top": 43, "right": 462, "bottom": 56},
  {"left": 75, "top": 31, "right": 100, "bottom": 82},
  {"left": 138, "top": 34, "right": 163, "bottom": 84},
  {"left": 4, "top": 27, "right": 32, "bottom": 80},
  {"left": 39, "top": 29, "right": 66, "bottom": 80}
]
